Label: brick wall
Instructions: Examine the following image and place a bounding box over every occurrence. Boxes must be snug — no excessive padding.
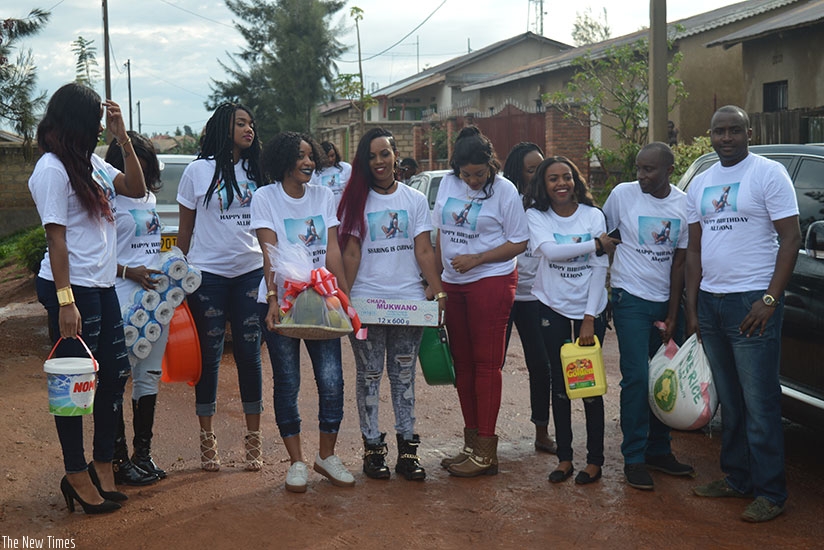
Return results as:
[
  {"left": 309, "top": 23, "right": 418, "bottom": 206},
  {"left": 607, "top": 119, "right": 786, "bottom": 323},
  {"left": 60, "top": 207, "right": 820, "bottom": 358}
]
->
[
  {"left": 544, "top": 106, "right": 590, "bottom": 182},
  {"left": 0, "top": 143, "right": 41, "bottom": 237},
  {"left": 317, "top": 121, "right": 419, "bottom": 166}
]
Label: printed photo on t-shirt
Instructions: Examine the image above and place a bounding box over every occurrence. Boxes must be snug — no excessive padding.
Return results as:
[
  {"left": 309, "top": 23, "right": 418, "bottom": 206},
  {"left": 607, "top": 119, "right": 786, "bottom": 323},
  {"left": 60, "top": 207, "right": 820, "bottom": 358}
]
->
[
  {"left": 443, "top": 197, "right": 481, "bottom": 230},
  {"left": 285, "top": 216, "right": 327, "bottom": 247},
  {"left": 367, "top": 209, "right": 408, "bottom": 240},
  {"left": 92, "top": 168, "right": 116, "bottom": 201},
  {"left": 639, "top": 216, "right": 680, "bottom": 247},
  {"left": 554, "top": 233, "right": 591, "bottom": 262},
  {"left": 131, "top": 209, "right": 161, "bottom": 236},
  {"left": 320, "top": 173, "right": 343, "bottom": 194},
  {"left": 211, "top": 180, "right": 258, "bottom": 212},
  {"left": 701, "top": 183, "right": 739, "bottom": 216}
]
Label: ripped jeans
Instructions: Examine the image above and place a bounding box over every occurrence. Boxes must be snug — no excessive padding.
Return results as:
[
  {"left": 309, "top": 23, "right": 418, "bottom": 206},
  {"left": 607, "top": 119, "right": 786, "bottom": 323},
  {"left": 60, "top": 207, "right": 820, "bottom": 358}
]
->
[
  {"left": 188, "top": 268, "right": 263, "bottom": 417},
  {"left": 350, "top": 325, "right": 424, "bottom": 442},
  {"left": 37, "top": 278, "right": 131, "bottom": 473}
]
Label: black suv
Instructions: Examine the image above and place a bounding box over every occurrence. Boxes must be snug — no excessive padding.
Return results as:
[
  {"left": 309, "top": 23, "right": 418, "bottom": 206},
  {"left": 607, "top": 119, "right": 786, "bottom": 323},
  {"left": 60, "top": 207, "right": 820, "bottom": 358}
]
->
[{"left": 677, "top": 144, "right": 824, "bottom": 428}]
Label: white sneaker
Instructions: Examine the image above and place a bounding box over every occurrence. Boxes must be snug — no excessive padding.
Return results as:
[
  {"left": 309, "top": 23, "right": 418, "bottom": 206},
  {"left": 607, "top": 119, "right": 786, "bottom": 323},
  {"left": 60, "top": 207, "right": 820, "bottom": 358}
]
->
[
  {"left": 285, "top": 461, "right": 308, "bottom": 493},
  {"left": 313, "top": 453, "right": 355, "bottom": 487}
]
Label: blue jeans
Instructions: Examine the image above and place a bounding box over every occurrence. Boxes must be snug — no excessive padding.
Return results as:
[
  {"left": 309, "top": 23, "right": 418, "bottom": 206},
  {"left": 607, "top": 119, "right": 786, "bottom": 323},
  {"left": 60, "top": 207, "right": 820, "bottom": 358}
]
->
[
  {"left": 37, "top": 277, "right": 131, "bottom": 473},
  {"left": 612, "top": 288, "right": 675, "bottom": 464},
  {"left": 260, "top": 306, "right": 344, "bottom": 438},
  {"left": 350, "top": 325, "right": 423, "bottom": 442},
  {"left": 538, "top": 303, "right": 607, "bottom": 466},
  {"left": 188, "top": 268, "right": 263, "bottom": 417},
  {"left": 505, "top": 300, "right": 551, "bottom": 426},
  {"left": 697, "top": 290, "right": 787, "bottom": 506}
]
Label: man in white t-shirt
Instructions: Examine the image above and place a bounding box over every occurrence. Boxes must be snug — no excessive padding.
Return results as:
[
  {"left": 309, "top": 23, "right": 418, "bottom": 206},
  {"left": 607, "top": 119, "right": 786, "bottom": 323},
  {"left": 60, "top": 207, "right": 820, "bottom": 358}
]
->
[
  {"left": 604, "top": 142, "right": 693, "bottom": 492},
  {"left": 686, "top": 106, "right": 800, "bottom": 523}
]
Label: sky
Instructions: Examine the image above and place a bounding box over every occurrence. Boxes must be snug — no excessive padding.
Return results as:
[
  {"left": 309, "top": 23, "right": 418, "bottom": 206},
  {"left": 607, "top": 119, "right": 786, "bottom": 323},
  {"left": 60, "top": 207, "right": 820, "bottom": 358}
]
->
[{"left": 9, "top": 0, "right": 741, "bottom": 136}]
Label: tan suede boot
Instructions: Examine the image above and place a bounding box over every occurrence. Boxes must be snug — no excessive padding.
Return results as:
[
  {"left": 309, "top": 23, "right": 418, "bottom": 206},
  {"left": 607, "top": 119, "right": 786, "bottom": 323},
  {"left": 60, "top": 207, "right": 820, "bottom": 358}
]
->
[
  {"left": 440, "top": 428, "right": 478, "bottom": 469},
  {"left": 447, "top": 435, "right": 498, "bottom": 477}
]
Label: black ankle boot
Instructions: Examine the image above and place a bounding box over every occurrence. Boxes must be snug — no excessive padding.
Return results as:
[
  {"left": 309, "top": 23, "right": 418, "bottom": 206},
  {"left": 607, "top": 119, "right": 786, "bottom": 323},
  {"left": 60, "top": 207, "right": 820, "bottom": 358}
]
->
[
  {"left": 113, "top": 404, "right": 159, "bottom": 486},
  {"left": 363, "top": 433, "right": 391, "bottom": 479},
  {"left": 396, "top": 434, "right": 426, "bottom": 481},
  {"left": 131, "top": 395, "right": 167, "bottom": 479}
]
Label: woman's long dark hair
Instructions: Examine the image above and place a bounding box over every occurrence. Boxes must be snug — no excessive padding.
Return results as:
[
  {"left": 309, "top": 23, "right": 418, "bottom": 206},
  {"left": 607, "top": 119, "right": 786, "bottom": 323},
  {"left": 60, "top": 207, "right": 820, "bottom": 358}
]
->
[
  {"left": 449, "top": 125, "right": 500, "bottom": 200},
  {"left": 105, "top": 130, "right": 162, "bottom": 194},
  {"left": 260, "top": 131, "right": 323, "bottom": 184},
  {"left": 524, "top": 156, "right": 595, "bottom": 212},
  {"left": 320, "top": 141, "right": 342, "bottom": 169},
  {"left": 503, "top": 141, "right": 544, "bottom": 195},
  {"left": 337, "top": 127, "right": 397, "bottom": 251},
  {"left": 198, "top": 102, "right": 262, "bottom": 208},
  {"left": 36, "top": 83, "right": 111, "bottom": 220}
]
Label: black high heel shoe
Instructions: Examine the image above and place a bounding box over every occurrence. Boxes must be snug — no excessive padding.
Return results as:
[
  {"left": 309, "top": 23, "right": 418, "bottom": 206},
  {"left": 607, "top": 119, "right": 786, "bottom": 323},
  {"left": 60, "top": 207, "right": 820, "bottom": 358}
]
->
[
  {"left": 88, "top": 462, "right": 128, "bottom": 501},
  {"left": 60, "top": 476, "right": 121, "bottom": 514}
]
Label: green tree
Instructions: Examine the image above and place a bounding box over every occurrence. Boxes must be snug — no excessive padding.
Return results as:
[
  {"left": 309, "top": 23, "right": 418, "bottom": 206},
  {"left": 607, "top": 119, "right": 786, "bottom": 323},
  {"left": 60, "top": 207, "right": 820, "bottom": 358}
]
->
[
  {"left": 0, "top": 8, "right": 51, "bottom": 141},
  {"left": 546, "top": 36, "right": 687, "bottom": 188},
  {"left": 71, "top": 36, "right": 100, "bottom": 88},
  {"left": 572, "top": 7, "right": 611, "bottom": 46},
  {"left": 208, "top": 0, "right": 346, "bottom": 138}
]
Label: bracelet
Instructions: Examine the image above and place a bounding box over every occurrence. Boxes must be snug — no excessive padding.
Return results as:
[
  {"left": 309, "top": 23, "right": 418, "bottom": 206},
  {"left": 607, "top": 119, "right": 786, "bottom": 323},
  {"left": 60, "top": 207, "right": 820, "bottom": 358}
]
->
[
  {"left": 56, "top": 286, "right": 75, "bottom": 307},
  {"left": 118, "top": 136, "right": 132, "bottom": 148},
  {"left": 434, "top": 291, "right": 448, "bottom": 301},
  {"left": 121, "top": 265, "right": 128, "bottom": 279},
  {"left": 265, "top": 289, "right": 278, "bottom": 301}
]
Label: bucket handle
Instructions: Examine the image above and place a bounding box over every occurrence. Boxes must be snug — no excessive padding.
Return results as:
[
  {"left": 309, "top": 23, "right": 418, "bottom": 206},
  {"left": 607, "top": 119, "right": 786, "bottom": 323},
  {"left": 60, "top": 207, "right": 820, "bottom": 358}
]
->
[{"left": 46, "top": 336, "right": 99, "bottom": 372}]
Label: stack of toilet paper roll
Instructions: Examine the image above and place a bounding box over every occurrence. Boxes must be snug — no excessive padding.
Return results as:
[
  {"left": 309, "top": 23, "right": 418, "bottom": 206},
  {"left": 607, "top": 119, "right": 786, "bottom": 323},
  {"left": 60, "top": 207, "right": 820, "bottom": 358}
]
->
[{"left": 122, "top": 246, "right": 203, "bottom": 364}]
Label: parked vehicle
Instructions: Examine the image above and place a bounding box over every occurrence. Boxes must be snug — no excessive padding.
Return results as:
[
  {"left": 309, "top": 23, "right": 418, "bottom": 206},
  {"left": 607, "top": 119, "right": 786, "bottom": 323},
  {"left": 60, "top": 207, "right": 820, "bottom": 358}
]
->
[
  {"left": 155, "top": 154, "right": 196, "bottom": 251},
  {"left": 677, "top": 144, "right": 824, "bottom": 427},
  {"left": 405, "top": 169, "right": 450, "bottom": 247}
]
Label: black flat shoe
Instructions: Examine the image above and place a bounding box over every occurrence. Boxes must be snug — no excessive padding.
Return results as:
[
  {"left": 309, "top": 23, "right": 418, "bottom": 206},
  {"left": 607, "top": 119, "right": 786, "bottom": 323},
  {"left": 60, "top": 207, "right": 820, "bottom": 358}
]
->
[
  {"left": 114, "top": 459, "right": 160, "bottom": 486},
  {"left": 548, "top": 466, "right": 574, "bottom": 483},
  {"left": 88, "top": 462, "right": 128, "bottom": 501},
  {"left": 60, "top": 476, "right": 120, "bottom": 514},
  {"left": 575, "top": 467, "right": 602, "bottom": 485}
]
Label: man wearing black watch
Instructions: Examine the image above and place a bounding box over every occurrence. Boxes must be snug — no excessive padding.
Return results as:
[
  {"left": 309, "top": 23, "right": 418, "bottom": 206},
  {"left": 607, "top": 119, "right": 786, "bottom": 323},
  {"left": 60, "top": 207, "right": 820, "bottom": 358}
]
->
[{"left": 684, "top": 106, "right": 801, "bottom": 523}]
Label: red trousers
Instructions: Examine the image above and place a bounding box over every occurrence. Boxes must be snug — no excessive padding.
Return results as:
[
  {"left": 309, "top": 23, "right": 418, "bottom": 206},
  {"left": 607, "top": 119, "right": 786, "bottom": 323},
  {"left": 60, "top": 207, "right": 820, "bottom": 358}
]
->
[{"left": 443, "top": 270, "right": 517, "bottom": 437}]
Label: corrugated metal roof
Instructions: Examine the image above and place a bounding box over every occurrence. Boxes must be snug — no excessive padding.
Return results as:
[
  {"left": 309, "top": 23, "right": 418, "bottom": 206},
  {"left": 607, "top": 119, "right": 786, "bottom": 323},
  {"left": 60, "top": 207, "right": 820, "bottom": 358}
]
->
[
  {"left": 463, "top": 0, "right": 799, "bottom": 92},
  {"left": 707, "top": 0, "right": 824, "bottom": 48},
  {"left": 373, "top": 32, "right": 571, "bottom": 98}
]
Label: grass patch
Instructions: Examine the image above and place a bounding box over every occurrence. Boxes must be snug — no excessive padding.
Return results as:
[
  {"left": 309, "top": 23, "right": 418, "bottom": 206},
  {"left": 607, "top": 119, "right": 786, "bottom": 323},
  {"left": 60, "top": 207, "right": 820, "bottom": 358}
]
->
[{"left": 0, "top": 226, "right": 46, "bottom": 273}]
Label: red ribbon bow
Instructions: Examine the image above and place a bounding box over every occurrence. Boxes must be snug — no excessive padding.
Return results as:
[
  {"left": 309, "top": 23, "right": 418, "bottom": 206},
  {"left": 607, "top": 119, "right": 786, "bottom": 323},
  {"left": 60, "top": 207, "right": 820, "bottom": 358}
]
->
[{"left": 281, "top": 267, "right": 364, "bottom": 339}]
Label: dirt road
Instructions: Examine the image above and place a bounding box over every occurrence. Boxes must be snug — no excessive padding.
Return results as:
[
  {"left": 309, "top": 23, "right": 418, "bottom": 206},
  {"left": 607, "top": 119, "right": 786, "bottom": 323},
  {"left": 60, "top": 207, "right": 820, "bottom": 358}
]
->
[{"left": 1, "top": 265, "right": 822, "bottom": 549}]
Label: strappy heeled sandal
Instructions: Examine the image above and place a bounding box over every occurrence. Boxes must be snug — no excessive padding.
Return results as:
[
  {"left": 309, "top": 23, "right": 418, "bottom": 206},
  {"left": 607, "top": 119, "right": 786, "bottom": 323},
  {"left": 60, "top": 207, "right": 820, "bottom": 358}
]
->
[
  {"left": 244, "top": 430, "right": 263, "bottom": 472},
  {"left": 200, "top": 430, "right": 220, "bottom": 472}
]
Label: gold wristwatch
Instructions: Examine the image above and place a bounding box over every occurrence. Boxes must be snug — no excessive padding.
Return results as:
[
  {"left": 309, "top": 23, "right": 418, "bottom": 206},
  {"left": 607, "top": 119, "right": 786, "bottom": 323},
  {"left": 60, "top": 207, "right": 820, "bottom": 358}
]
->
[
  {"left": 57, "top": 286, "right": 75, "bottom": 307},
  {"left": 762, "top": 294, "right": 777, "bottom": 308}
]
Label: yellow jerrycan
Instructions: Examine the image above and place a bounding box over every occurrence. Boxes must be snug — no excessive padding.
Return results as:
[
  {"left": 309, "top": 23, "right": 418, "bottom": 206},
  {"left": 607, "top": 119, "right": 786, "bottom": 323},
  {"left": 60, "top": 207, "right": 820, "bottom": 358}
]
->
[{"left": 560, "top": 336, "right": 607, "bottom": 399}]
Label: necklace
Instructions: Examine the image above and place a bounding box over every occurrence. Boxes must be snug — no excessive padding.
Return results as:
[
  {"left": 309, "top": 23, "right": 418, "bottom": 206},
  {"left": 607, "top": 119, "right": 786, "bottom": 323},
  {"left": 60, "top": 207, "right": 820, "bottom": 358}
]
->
[{"left": 371, "top": 180, "right": 396, "bottom": 194}]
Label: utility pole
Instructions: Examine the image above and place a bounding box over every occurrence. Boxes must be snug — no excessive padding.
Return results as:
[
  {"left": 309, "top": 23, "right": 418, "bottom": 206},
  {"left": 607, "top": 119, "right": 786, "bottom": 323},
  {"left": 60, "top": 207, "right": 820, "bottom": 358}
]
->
[
  {"left": 416, "top": 35, "right": 420, "bottom": 73},
  {"left": 102, "top": 0, "right": 111, "bottom": 100},
  {"left": 137, "top": 100, "right": 142, "bottom": 135},
  {"left": 125, "top": 59, "right": 133, "bottom": 131},
  {"left": 649, "top": 0, "right": 668, "bottom": 143}
]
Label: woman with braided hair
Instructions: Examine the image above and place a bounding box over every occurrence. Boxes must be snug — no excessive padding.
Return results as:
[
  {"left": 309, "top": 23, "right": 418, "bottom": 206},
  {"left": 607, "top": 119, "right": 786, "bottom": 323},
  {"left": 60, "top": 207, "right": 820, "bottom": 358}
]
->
[{"left": 176, "top": 103, "right": 265, "bottom": 473}]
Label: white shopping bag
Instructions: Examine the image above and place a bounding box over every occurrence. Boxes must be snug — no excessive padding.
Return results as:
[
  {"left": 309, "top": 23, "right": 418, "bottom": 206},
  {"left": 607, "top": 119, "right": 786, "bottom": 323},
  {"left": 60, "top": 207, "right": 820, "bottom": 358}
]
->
[{"left": 648, "top": 334, "right": 718, "bottom": 430}]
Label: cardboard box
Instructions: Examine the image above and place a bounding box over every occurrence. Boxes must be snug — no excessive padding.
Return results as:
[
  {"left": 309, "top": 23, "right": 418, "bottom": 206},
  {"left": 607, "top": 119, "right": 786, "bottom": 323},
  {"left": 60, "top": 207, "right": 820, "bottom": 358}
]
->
[{"left": 351, "top": 297, "right": 439, "bottom": 327}]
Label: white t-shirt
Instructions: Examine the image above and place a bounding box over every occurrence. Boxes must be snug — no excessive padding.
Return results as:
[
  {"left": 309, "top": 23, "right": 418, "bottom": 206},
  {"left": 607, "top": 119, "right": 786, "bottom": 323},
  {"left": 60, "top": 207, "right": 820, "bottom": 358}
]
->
[
  {"left": 309, "top": 162, "right": 352, "bottom": 206},
  {"left": 603, "top": 182, "right": 688, "bottom": 302},
  {"left": 250, "top": 182, "right": 339, "bottom": 304},
  {"left": 528, "top": 204, "right": 609, "bottom": 319},
  {"left": 176, "top": 158, "right": 262, "bottom": 278},
  {"left": 344, "top": 183, "right": 432, "bottom": 300},
  {"left": 115, "top": 192, "right": 162, "bottom": 270},
  {"left": 29, "top": 153, "right": 120, "bottom": 288},
  {"left": 514, "top": 246, "right": 540, "bottom": 302},
  {"left": 686, "top": 153, "right": 798, "bottom": 293},
  {"left": 433, "top": 173, "right": 529, "bottom": 284}
]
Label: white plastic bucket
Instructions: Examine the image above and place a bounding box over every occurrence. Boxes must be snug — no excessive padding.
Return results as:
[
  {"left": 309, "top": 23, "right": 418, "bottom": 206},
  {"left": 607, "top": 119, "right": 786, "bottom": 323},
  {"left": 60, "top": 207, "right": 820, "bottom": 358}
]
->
[{"left": 43, "top": 337, "right": 98, "bottom": 416}]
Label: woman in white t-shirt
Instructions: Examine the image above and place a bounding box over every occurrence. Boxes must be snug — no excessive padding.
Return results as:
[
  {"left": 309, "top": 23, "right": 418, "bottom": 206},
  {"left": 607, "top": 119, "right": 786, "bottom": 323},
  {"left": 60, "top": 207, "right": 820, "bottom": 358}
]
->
[
  {"left": 524, "top": 156, "right": 618, "bottom": 486},
  {"left": 433, "top": 126, "right": 529, "bottom": 477},
  {"left": 30, "top": 83, "right": 146, "bottom": 514},
  {"left": 337, "top": 128, "right": 446, "bottom": 481},
  {"left": 309, "top": 141, "right": 352, "bottom": 206},
  {"left": 176, "top": 103, "right": 264, "bottom": 473},
  {"left": 501, "top": 142, "right": 556, "bottom": 454},
  {"left": 105, "top": 132, "right": 167, "bottom": 486},
  {"left": 252, "top": 132, "right": 354, "bottom": 493}
]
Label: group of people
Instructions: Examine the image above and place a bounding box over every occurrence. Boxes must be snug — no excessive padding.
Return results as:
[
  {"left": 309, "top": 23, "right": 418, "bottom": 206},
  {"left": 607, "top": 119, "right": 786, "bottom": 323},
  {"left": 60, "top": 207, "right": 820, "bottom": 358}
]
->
[{"left": 30, "top": 80, "right": 796, "bottom": 524}]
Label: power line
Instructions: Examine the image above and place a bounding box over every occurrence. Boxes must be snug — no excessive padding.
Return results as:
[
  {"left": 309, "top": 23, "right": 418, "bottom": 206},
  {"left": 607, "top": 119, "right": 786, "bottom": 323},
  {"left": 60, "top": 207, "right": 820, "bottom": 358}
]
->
[{"left": 156, "top": 0, "right": 236, "bottom": 29}]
